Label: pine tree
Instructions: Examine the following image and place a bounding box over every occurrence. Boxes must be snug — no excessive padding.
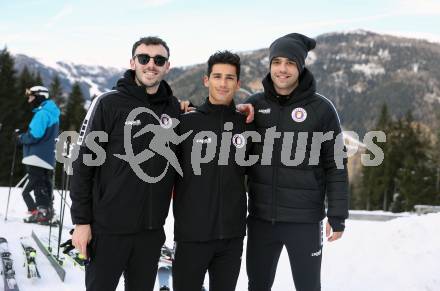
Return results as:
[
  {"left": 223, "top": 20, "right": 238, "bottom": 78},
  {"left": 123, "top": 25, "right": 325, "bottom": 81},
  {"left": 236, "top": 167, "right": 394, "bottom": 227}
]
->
[
  {"left": 50, "top": 74, "right": 65, "bottom": 112},
  {"left": 62, "top": 82, "right": 86, "bottom": 132},
  {"left": 359, "top": 103, "right": 393, "bottom": 210},
  {"left": 16, "top": 66, "right": 39, "bottom": 128},
  {"left": 34, "top": 71, "right": 43, "bottom": 85},
  {"left": 0, "top": 47, "right": 20, "bottom": 185},
  {"left": 434, "top": 110, "right": 440, "bottom": 204},
  {"left": 395, "top": 113, "right": 438, "bottom": 210}
]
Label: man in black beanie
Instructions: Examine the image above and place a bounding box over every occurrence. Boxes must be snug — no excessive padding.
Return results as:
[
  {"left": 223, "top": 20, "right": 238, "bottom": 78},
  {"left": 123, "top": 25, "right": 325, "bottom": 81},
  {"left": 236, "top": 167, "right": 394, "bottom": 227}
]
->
[{"left": 245, "top": 33, "right": 349, "bottom": 291}]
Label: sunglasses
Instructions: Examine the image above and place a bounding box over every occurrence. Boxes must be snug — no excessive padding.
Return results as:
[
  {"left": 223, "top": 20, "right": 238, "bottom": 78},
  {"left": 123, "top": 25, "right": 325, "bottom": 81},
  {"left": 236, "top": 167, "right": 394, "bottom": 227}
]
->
[{"left": 134, "top": 54, "right": 168, "bottom": 66}]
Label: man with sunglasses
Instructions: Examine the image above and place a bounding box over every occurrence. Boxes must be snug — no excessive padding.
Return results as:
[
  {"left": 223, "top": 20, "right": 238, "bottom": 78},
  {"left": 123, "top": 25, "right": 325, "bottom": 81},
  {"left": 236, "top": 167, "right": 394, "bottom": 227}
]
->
[{"left": 70, "top": 36, "right": 184, "bottom": 291}]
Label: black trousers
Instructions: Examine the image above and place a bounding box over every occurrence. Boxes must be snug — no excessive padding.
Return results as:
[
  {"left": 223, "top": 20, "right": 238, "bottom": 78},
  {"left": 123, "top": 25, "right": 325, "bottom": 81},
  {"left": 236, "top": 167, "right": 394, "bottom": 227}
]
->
[
  {"left": 22, "top": 165, "right": 53, "bottom": 211},
  {"left": 172, "top": 237, "right": 244, "bottom": 291},
  {"left": 246, "top": 217, "right": 323, "bottom": 291},
  {"left": 85, "top": 228, "right": 165, "bottom": 291}
]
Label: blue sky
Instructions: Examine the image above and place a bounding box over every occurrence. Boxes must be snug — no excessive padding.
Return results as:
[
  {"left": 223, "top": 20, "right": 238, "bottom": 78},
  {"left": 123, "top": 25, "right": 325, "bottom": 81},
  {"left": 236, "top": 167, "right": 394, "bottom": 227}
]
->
[{"left": 1, "top": 0, "right": 439, "bottom": 68}]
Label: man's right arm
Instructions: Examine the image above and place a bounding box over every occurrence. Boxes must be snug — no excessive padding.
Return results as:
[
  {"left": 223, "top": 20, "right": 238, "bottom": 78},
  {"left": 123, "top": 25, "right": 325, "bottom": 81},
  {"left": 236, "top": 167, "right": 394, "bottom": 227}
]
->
[
  {"left": 70, "top": 99, "right": 108, "bottom": 224},
  {"left": 70, "top": 98, "right": 109, "bottom": 257}
]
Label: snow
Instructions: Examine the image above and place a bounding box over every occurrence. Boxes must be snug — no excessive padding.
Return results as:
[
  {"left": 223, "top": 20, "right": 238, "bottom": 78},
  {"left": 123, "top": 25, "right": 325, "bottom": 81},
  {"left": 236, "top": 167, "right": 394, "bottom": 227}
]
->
[
  {"left": 1, "top": 186, "right": 440, "bottom": 291},
  {"left": 260, "top": 56, "right": 269, "bottom": 67},
  {"left": 330, "top": 70, "right": 348, "bottom": 86},
  {"left": 342, "top": 131, "right": 366, "bottom": 149},
  {"left": 413, "top": 63, "right": 419, "bottom": 73},
  {"left": 378, "top": 49, "right": 391, "bottom": 61},
  {"left": 306, "top": 51, "right": 317, "bottom": 66},
  {"left": 423, "top": 91, "right": 440, "bottom": 104},
  {"left": 351, "top": 63, "right": 385, "bottom": 77},
  {"left": 80, "top": 77, "right": 104, "bottom": 98},
  {"left": 352, "top": 82, "right": 366, "bottom": 93}
]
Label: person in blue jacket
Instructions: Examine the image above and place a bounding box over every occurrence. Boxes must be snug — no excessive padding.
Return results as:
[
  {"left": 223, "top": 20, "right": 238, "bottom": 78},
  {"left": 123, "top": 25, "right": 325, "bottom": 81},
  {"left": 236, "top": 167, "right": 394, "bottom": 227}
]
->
[{"left": 19, "top": 85, "right": 60, "bottom": 224}]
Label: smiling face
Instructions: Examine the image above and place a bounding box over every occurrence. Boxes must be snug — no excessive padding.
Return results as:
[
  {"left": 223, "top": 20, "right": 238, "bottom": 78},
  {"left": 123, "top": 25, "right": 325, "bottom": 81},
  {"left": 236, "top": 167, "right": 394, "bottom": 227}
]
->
[
  {"left": 204, "top": 63, "right": 240, "bottom": 106},
  {"left": 270, "top": 57, "right": 300, "bottom": 95},
  {"left": 130, "top": 44, "right": 170, "bottom": 94}
]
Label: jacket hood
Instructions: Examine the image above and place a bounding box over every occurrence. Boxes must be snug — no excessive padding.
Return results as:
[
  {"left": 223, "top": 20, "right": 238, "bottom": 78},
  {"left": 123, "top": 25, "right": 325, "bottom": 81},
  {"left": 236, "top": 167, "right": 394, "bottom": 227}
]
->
[
  {"left": 35, "top": 99, "right": 61, "bottom": 119},
  {"left": 115, "top": 69, "right": 174, "bottom": 105}
]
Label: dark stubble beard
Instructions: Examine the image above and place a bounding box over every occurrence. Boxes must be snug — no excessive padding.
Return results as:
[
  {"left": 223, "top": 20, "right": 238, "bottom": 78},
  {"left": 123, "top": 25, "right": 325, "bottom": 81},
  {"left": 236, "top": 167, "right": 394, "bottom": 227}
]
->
[{"left": 134, "top": 71, "right": 161, "bottom": 90}]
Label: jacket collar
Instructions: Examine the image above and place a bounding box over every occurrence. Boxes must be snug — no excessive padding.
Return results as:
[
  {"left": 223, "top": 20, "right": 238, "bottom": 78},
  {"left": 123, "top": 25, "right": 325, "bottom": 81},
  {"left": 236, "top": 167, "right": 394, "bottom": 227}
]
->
[{"left": 197, "top": 97, "right": 236, "bottom": 114}]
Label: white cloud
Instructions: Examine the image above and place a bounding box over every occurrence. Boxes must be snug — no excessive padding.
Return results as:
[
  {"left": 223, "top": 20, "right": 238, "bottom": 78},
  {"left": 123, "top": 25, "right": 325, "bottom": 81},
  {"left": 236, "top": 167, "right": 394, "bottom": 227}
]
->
[{"left": 45, "top": 4, "right": 74, "bottom": 28}]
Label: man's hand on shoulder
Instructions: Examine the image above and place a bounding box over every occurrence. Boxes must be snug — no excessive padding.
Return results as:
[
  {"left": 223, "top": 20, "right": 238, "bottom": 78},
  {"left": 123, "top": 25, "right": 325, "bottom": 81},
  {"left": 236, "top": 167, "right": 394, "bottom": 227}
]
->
[
  {"left": 236, "top": 103, "right": 254, "bottom": 123},
  {"left": 179, "top": 100, "right": 195, "bottom": 113}
]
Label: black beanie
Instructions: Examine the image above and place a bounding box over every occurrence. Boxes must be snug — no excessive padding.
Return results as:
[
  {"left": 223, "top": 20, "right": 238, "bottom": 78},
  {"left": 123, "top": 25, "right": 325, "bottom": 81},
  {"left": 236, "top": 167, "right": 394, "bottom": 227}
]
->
[{"left": 269, "top": 33, "right": 316, "bottom": 73}]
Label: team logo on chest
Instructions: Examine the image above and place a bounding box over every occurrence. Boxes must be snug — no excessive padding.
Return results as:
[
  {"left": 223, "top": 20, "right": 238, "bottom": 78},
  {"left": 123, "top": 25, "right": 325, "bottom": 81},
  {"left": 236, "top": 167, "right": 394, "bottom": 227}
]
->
[
  {"left": 291, "top": 107, "right": 307, "bottom": 122},
  {"left": 160, "top": 114, "right": 172, "bottom": 129},
  {"left": 232, "top": 133, "right": 245, "bottom": 148}
]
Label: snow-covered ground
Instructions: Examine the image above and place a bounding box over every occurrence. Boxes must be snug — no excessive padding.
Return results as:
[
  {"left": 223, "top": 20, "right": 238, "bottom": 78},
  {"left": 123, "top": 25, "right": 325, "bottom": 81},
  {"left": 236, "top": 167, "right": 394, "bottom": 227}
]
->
[{"left": 1, "top": 186, "right": 439, "bottom": 291}]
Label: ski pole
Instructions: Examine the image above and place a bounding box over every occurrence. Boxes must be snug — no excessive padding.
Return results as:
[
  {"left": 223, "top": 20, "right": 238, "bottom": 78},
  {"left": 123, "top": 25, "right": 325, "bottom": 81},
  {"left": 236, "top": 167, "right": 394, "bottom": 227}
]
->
[
  {"left": 57, "top": 139, "right": 71, "bottom": 259},
  {"left": 54, "top": 189, "right": 71, "bottom": 208},
  {"left": 48, "top": 153, "right": 59, "bottom": 252},
  {"left": 5, "top": 129, "right": 20, "bottom": 221}
]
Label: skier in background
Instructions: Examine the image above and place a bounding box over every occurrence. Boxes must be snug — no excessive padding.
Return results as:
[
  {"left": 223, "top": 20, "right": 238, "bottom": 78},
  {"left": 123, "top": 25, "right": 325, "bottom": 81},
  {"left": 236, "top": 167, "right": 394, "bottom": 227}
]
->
[{"left": 19, "top": 85, "right": 60, "bottom": 224}]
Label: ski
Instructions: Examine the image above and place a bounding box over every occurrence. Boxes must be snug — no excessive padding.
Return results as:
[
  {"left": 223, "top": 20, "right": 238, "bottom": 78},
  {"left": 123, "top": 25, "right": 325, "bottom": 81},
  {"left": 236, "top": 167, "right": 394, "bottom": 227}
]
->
[
  {"left": 59, "top": 230, "right": 84, "bottom": 271},
  {"left": 158, "top": 265, "right": 171, "bottom": 291},
  {"left": 31, "top": 231, "right": 66, "bottom": 282},
  {"left": 0, "top": 238, "right": 19, "bottom": 291},
  {"left": 19, "top": 237, "right": 41, "bottom": 279},
  {"left": 157, "top": 244, "right": 208, "bottom": 291},
  {"left": 35, "top": 230, "right": 87, "bottom": 272},
  {"left": 61, "top": 249, "right": 87, "bottom": 271},
  {"left": 158, "top": 245, "right": 172, "bottom": 291}
]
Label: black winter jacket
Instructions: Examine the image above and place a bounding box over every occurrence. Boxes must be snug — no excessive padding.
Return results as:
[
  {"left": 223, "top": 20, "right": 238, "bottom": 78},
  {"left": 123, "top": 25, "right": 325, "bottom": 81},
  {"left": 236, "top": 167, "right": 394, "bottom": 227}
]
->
[
  {"left": 247, "top": 69, "right": 349, "bottom": 230},
  {"left": 173, "top": 99, "right": 253, "bottom": 242},
  {"left": 70, "top": 70, "right": 181, "bottom": 234}
]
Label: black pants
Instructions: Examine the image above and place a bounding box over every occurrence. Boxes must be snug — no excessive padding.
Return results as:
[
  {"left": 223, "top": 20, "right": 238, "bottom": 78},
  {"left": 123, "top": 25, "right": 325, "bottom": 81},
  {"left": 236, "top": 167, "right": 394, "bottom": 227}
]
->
[
  {"left": 173, "top": 237, "right": 243, "bottom": 291},
  {"left": 85, "top": 228, "right": 165, "bottom": 291},
  {"left": 22, "top": 165, "right": 53, "bottom": 211},
  {"left": 246, "top": 217, "right": 323, "bottom": 291}
]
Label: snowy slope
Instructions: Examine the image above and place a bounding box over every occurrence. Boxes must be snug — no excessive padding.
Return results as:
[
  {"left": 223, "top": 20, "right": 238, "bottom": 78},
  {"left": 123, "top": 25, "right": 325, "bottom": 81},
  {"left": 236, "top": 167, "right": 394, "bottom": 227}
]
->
[{"left": 1, "top": 186, "right": 439, "bottom": 291}]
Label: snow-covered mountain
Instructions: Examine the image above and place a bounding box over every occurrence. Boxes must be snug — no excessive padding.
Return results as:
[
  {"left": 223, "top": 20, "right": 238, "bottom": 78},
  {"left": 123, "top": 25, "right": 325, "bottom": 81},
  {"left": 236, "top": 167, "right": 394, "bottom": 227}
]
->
[
  {"left": 13, "top": 54, "right": 125, "bottom": 100},
  {"left": 168, "top": 30, "right": 440, "bottom": 135},
  {"left": 12, "top": 30, "right": 440, "bottom": 135}
]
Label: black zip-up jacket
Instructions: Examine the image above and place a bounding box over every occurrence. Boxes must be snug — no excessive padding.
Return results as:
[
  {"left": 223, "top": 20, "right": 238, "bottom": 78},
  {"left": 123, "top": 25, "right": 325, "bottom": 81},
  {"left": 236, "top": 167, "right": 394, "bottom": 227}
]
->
[
  {"left": 247, "top": 69, "right": 349, "bottom": 231},
  {"left": 173, "top": 99, "right": 254, "bottom": 242},
  {"left": 70, "top": 70, "right": 181, "bottom": 234}
]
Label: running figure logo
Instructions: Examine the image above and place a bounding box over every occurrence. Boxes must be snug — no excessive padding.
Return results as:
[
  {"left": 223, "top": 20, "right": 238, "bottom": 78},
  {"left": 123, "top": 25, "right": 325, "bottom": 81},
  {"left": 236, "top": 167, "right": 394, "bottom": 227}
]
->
[{"left": 115, "top": 107, "right": 192, "bottom": 183}]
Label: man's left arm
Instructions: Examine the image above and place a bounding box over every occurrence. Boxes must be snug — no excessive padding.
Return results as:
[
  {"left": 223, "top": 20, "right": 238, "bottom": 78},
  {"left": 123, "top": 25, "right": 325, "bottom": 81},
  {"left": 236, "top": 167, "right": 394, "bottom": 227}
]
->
[
  {"left": 19, "top": 111, "right": 49, "bottom": 144},
  {"left": 321, "top": 107, "right": 349, "bottom": 242}
]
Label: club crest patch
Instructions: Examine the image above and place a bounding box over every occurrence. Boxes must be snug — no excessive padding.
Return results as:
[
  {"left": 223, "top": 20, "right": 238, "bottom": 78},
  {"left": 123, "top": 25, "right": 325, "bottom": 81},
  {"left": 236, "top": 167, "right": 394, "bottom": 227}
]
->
[
  {"left": 232, "top": 133, "right": 245, "bottom": 148},
  {"left": 160, "top": 114, "right": 172, "bottom": 128},
  {"left": 291, "top": 107, "right": 307, "bottom": 122}
]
